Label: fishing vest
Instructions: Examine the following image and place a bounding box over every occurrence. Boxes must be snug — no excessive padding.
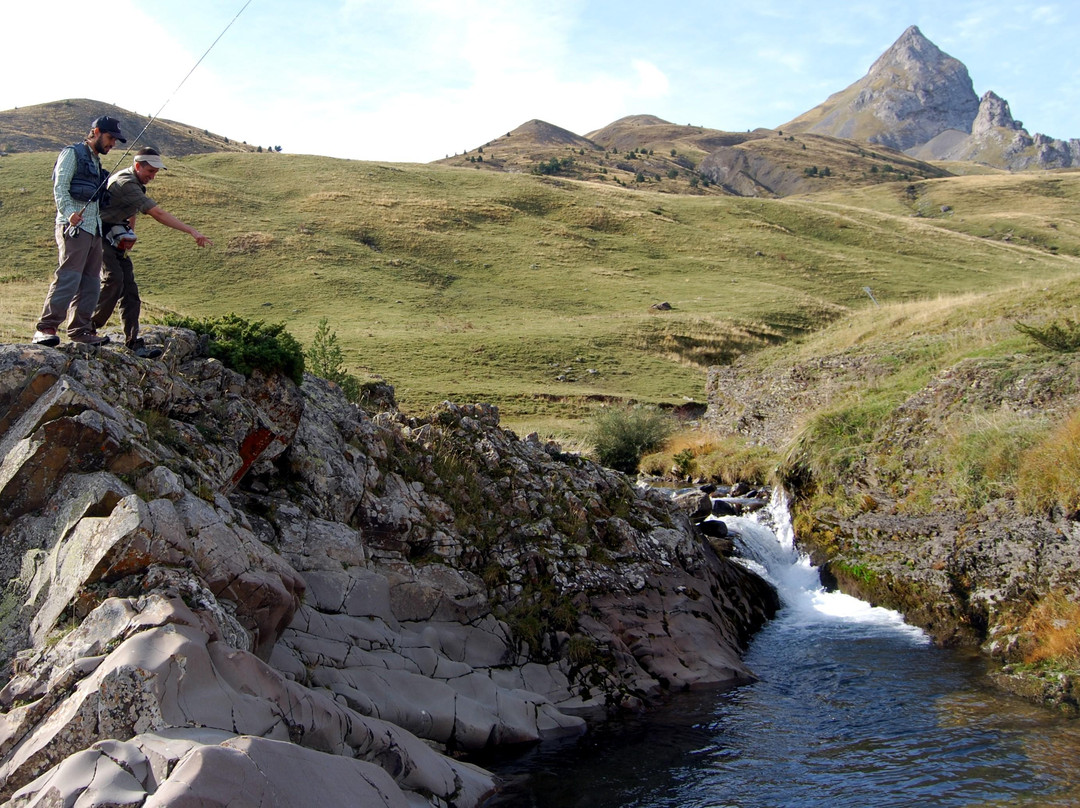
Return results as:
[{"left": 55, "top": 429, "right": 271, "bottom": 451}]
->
[{"left": 64, "top": 142, "right": 110, "bottom": 204}]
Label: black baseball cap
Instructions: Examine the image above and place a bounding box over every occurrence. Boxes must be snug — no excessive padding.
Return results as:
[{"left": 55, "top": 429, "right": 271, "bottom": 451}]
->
[{"left": 91, "top": 116, "right": 127, "bottom": 143}]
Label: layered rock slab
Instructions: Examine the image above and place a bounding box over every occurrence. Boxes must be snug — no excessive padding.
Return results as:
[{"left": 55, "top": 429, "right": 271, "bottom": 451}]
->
[{"left": 0, "top": 333, "right": 776, "bottom": 805}]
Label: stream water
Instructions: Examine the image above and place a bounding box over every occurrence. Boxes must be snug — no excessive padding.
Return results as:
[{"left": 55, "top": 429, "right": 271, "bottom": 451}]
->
[{"left": 481, "top": 492, "right": 1080, "bottom": 807}]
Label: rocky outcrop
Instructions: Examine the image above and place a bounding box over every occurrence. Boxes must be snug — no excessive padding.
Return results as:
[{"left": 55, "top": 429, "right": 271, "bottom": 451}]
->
[
  {"left": 697, "top": 131, "right": 950, "bottom": 199},
  {"left": 699, "top": 148, "right": 811, "bottom": 198},
  {"left": 0, "top": 329, "right": 776, "bottom": 805},
  {"left": 781, "top": 26, "right": 980, "bottom": 153},
  {"left": 912, "top": 91, "right": 1080, "bottom": 170},
  {"left": 706, "top": 353, "right": 893, "bottom": 449}
]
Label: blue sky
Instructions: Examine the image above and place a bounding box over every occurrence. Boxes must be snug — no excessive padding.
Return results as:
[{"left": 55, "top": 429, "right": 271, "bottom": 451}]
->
[{"left": 2, "top": 1, "right": 1077, "bottom": 162}]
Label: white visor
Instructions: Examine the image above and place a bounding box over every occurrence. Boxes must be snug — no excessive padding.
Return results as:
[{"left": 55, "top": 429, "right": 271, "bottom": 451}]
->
[{"left": 134, "top": 154, "right": 167, "bottom": 170}]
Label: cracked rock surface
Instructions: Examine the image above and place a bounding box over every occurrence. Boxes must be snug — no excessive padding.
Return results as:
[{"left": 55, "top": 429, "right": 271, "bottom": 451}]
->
[{"left": 0, "top": 329, "right": 776, "bottom": 806}]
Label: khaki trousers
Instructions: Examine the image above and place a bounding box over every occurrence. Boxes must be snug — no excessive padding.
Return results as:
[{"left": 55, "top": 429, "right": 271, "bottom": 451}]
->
[{"left": 37, "top": 224, "right": 103, "bottom": 337}]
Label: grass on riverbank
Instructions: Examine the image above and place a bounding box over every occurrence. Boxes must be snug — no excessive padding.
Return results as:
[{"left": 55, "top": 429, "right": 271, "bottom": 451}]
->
[
  {"left": 640, "top": 432, "right": 778, "bottom": 485},
  {"left": 763, "top": 273, "right": 1080, "bottom": 518}
]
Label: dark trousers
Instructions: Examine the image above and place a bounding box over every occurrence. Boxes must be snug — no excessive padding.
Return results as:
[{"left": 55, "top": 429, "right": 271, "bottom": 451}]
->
[{"left": 92, "top": 245, "right": 141, "bottom": 348}]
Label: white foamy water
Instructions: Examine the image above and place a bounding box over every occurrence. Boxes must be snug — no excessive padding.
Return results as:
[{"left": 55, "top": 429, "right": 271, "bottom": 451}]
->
[{"left": 720, "top": 488, "right": 929, "bottom": 643}]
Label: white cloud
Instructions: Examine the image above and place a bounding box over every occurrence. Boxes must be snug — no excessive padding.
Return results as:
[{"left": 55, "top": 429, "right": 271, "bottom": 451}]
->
[
  {"left": 951, "top": 8, "right": 1003, "bottom": 43},
  {"left": 1030, "top": 4, "right": 1063, "bottom": 24},
  {"left": 632, "top": 61, "right": 670, "bottom": 99},
  {"left": 214, "top": 1, "right": 679, "bottom": 160}
]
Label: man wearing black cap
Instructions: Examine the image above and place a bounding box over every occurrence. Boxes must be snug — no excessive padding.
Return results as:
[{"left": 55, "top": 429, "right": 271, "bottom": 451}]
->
[
  {"left": 91, "top": 148, "right": 213, "bottom": 359},
  {"left": 32, "top": 115, "right": 125, "bottom": 347}
]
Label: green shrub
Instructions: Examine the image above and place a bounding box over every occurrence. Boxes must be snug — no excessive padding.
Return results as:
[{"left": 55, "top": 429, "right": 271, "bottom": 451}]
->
[
  {"left": 589, "top": 405, "right": 674, "bottom": 474},
  {"left": 306, "top": 318, "right": 361, "bottom": 401},
  {"left": 163, "top": 313, "right": 304, "bottom": 384},
  {"left": 673, "top": 448, "right": 695, "bottom": 477},
  {"left": 533, "top": 157, "right": 574, "bottom": 176},
  {"left": 834, "top": 559, "right": 878, "bottom": 585},
  {"left": 566, "top": 634, "right": 600, "bottom": 666},
  {"left": 1015, "top": 318, "right": 1080, "bottom": 352}
]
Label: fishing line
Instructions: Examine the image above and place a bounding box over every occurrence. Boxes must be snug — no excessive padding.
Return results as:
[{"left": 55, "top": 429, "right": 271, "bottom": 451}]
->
[
  {"left": 68, "top": 0, "right": 253, "bottom": 234},
  {"left": 115, "top": 0, "right": 254, "bottom": 164}
]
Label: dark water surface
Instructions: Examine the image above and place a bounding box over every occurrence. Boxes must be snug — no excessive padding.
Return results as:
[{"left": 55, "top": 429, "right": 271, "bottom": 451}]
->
[{"left": 480, "top": 500, "right": 1080, "bottom": 808}]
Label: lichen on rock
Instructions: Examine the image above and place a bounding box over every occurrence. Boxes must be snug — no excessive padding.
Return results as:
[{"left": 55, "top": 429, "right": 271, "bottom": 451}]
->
[{"left": 0, "top": 330, "right": 776, "bottom": 806}]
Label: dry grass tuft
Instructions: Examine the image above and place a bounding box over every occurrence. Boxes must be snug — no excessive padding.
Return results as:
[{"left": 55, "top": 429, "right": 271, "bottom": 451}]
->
[
  {"left": 1017, "top": 408, "right": 1080, "bottom": 517},
  {"left": 226, "top": 232, "right": 276, "bottom": 255},
  {"left": 1019, "top": 591, "right": 1080, "bottom": 668},
  {"left": 641, "top": 430, "right": 777, "bottom": 484}
]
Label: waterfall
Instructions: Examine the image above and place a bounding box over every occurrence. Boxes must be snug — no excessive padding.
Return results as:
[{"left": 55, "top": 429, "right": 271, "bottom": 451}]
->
[{"left": 719, "top": 488, "right": 928, "bottom": 641}]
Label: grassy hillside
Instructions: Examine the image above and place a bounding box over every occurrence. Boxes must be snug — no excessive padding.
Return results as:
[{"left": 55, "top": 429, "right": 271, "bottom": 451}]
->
[
  {"left": 0, "top": 99, "right": 258, "bottom": 156},
  {"left": 2, "top": 148, "right": 1077, "bottom": 437},
  {"left": 434, "top": 116, "right": 946, "bottom": 200},
  {"left": 432, "top": 116, "right": 733, "bottom": 196},
  {"left": 700, "top": 132, "right": 951, "bottom": 197}
]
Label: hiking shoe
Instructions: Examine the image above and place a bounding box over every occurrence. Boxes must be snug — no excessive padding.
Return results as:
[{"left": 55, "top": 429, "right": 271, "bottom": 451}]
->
[
  {"left": 69, "top": 332, "right": 110, "bottom": 345},
  {"left": 133, "top": 345, "right": 163, "bottom": 359},
  {"left": 128, "top": 338, "right": 163, "bottom": 359},
  {"left": 32, "top": 328, "right": 60, "bottom": 347}
]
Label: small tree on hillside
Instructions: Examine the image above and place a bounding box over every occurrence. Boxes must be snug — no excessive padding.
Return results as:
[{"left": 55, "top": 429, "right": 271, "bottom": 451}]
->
[{"left": 306, "top": 318, "right": 361, "bottom": 401}]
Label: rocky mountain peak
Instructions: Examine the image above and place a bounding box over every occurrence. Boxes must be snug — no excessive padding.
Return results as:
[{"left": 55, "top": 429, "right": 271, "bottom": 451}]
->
[
  {"left": 782, "top": 26, "right": 980, "bottom": 153},
  {"left": 867, "top": 25, "right": 949, "bottom": 77}
]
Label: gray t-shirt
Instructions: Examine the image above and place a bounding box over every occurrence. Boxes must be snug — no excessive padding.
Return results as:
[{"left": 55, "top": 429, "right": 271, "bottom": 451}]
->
[{"left": 99, "top": 166, "right": 157, "bottom": 226}]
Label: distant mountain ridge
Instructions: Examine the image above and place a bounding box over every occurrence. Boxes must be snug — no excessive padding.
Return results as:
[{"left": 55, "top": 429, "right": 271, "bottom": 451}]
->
[
  {"left": 438, "top": 27, "right": 1076, "bottom": 196},
  {"left": 0, "top": 98, "right": 258, "bottom": 157},
  {"left": 437, "top": 111, "right": 947, "bottom": 199},
  {"left": 910, "top": 90, "right": 1080, "bottom": 169},
  {"left": 9, "top": 27, "right": 1078, "bottom": 193}
]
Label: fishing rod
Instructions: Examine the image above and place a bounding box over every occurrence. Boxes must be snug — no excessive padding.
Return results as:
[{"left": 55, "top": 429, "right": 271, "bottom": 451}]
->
[{"left": 66, "top": 0, "right": 253, "bottom": 237}]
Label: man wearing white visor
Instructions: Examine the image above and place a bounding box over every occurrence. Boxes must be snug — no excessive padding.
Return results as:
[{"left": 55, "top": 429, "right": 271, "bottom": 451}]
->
[{"left": 92, "top": 147, "right": 213, "bottom": 358}]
